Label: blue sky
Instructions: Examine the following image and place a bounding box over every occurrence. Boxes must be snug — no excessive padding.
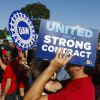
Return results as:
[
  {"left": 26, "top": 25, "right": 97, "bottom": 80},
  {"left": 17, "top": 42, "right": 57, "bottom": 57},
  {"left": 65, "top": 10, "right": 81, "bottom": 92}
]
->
[{"left": 0, "top": 0, "right": 100, "bottom": 31}]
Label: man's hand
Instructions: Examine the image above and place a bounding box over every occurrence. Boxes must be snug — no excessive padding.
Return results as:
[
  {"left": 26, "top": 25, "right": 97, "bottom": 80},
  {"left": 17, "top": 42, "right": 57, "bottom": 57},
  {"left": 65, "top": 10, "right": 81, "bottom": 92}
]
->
[
  {"left": 50, "top": 48, "right": 73, "bottom": 69},
  {"left": 45, "top": 80, "right": 62, "bottom": 93}
]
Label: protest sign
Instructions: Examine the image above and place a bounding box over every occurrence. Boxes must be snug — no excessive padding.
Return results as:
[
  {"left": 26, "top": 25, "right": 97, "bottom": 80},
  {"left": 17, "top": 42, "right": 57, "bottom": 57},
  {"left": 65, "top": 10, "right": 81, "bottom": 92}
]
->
[
  {"left": 36, "top": 19, "right": 99, "bottom": 67},
  {"left": 9, "top": 10, "right": 36, "bottom": 50}
]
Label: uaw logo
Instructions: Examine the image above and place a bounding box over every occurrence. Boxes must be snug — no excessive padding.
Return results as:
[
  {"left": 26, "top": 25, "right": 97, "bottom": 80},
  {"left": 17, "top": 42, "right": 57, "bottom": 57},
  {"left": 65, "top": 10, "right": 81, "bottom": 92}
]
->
[{"left": 9, "top": 10, "right": 36, "bottom": 50}]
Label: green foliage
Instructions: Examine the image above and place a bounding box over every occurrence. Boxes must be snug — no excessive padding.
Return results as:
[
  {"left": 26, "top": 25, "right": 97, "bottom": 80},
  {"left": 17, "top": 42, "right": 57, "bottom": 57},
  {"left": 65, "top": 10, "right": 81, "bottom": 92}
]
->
[
  {"left": 21, "top": 3, "right": 50, "bottom": 33},
  {"left": 98, "top": 33, "right": 100, "bottom": 42},
  {"left": 0, "top": 28, "right": 9, "bottom": 39}
]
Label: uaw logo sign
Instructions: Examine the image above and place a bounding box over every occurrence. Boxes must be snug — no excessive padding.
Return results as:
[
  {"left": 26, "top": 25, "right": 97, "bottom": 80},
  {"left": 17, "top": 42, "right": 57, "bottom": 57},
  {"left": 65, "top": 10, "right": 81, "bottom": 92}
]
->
[{"left": 9, "top": 10, "right": 36, "bottom": 50}]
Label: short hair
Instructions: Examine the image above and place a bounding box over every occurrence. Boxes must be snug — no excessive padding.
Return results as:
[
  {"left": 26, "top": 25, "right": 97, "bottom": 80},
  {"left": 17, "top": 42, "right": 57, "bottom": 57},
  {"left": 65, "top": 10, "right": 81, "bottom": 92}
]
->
[
  {"left": 11, "top": 47, "right": 18, "bottom": 59},
  {"left": 31, "top": 60, "right": 50, "bottom": 81}
]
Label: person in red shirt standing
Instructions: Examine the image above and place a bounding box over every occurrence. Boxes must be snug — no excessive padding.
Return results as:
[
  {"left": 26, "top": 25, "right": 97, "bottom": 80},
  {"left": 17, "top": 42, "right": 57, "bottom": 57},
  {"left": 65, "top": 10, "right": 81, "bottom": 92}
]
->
[
  {"left": 0, "top": 58, "right": 17, "bottom": 100},
  {"left": 24, "top": 48, "right": 95, "bottom": 100}
]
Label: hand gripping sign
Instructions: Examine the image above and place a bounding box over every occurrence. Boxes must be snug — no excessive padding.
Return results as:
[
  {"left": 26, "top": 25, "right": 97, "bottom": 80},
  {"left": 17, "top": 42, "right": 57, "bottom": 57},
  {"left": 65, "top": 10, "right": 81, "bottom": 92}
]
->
[
  {"left": 36, "top": 19, "right": 99, "bottom": 67},
  {"left": 9, "top": 10, "right": 36, "bottom": 50}
]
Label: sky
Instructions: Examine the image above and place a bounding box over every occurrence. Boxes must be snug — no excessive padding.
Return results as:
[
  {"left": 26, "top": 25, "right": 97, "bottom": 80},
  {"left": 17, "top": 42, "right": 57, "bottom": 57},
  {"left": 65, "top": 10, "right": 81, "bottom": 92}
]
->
[{"left": 0, "top": 0, "right": 100, "bottom": 31}]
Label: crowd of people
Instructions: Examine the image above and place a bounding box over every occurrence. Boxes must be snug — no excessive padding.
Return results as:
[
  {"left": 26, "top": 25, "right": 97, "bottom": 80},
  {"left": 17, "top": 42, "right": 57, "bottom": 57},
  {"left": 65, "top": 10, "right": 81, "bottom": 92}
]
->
[
  {"left": 0, "top": 39, "right": 100, "bottom": 100},
  {"left": 0, "top": 40, "right": 31, "bottom": 100}
]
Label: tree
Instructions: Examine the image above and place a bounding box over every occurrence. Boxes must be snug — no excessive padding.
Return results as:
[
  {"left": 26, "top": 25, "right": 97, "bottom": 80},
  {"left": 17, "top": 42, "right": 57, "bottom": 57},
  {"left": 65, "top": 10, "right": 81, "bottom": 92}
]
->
[
  {"left": 98, "top": 33, "right": 100, "bottom": 43},
  {"left": 0, "top": 28, "right": 8, "bottom": 39},
  {"left": 21, "top": 3, "right": 50, "bottom": 33}
]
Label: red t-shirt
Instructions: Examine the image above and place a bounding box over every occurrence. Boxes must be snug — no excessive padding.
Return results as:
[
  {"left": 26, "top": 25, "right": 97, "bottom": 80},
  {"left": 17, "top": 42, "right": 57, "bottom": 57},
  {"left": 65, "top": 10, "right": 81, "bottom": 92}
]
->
[
  {"left": 1, "top": 66, "right": 17, "bottom": 94},
  {"left": 48, "top": 77, "right": 95, "bottom": 100}
]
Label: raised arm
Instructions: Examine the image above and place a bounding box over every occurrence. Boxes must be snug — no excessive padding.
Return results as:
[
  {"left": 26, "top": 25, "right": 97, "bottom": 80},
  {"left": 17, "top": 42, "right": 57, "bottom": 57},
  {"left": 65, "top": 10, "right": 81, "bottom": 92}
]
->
[
  {"left": 24, "top": 48, "right": 73, "bottom": 100},
  {"left": 0, "top": 58, "right": 6, "bottom": 71}
]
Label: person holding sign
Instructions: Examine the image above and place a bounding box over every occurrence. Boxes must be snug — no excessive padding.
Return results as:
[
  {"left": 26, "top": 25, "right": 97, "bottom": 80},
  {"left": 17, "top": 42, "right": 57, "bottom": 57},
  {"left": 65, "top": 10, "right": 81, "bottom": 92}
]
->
[{"left": 24, "top": 48, "right": 95, "bottom": 100}]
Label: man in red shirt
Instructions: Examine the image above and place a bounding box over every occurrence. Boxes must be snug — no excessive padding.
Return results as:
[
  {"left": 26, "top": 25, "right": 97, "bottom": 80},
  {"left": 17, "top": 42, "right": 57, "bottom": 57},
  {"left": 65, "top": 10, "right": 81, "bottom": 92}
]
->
[
  {"left": 24, "top": 49, "right": 95, "bottom": 100},
  {"left": 0, "top": 58, "right": 17, "bottom": 100}
]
